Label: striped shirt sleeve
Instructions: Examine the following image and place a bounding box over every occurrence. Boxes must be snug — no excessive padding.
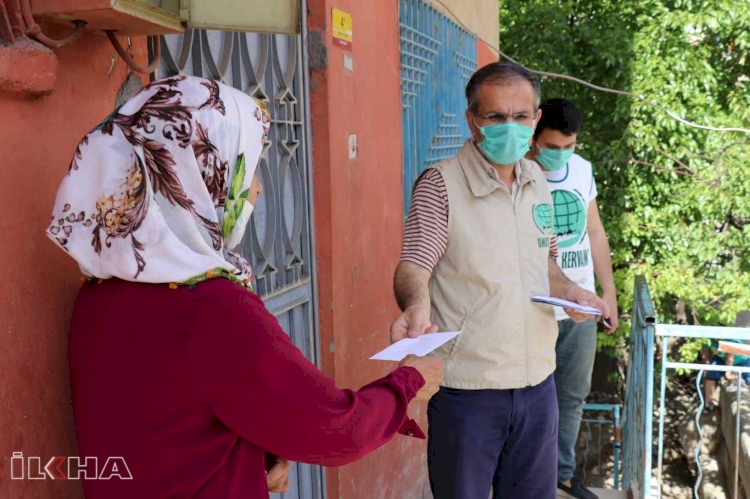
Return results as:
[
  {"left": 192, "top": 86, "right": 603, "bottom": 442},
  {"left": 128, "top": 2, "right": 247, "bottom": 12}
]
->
[
  {"left": 400, "top": 168, "right": 560, "bottom": 269},
  {"left": 400, "top": 168, "right": 449, "bottom": 273},
  {"left": 550, "top": 234, "right": 559, "bottom": 259}
]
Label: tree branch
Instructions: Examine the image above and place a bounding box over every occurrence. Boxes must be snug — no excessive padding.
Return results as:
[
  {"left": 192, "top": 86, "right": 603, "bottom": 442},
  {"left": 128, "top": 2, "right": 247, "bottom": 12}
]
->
[
  {"left": 628, "top": 158, "right": 696, "bottom": 178},
  {"left": 496, "top": 49, "right": 750, "bottom": 135}
]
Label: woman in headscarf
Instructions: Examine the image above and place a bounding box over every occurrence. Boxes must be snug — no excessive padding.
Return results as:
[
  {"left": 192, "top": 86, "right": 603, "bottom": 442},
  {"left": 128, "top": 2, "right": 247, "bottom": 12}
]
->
[{"left": 47, "top": 76, "right": 443, "bottom": 498}]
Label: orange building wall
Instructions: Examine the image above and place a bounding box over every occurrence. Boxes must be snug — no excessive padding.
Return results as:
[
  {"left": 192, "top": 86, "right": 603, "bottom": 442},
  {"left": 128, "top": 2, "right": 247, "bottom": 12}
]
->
[
  {"left": 0, "top": 33, "right": 147, "bottom": 499},
  {"left": 307, "top": 1, "right": 430, "bottom": 498},
  {"left": 0, "top": 6, "right": 494, "bottom": 499},
  {"left": 478, "top": 38, "right": 500, "bottom": 68}
]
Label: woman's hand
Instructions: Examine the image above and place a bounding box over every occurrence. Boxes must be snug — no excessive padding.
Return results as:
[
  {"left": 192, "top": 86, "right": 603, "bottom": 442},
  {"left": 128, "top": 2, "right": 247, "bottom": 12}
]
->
[
  {"left": 399, "top": 354, "right": 444, "bottom": 401},
  {"left": 266, "top": 454, "right": 291, "bottom": 493}
]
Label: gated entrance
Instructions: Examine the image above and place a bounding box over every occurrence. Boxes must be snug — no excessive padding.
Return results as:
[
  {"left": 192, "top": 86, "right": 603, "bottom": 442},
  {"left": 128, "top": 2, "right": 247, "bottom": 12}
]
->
[{"left": 156, "top": 24, "right": 322, "bottom": 499}]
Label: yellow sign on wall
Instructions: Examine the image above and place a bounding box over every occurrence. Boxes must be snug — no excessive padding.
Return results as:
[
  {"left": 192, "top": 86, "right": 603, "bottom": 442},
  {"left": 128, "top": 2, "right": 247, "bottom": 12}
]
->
[{"left": 332, "top": 8, "right": 353, "bottom": 50}]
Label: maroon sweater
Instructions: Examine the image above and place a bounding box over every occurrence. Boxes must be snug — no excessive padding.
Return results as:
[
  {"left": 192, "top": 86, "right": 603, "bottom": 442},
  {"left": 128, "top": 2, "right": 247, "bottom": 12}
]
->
[{"left": 68, "top": 278, "right": 425, "bottom": 498}]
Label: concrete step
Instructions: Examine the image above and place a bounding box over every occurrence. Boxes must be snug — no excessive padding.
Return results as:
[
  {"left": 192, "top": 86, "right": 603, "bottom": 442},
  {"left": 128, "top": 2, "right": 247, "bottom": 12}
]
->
[{"left": 558, "top": 487, "right": 628, "bottom": 499}]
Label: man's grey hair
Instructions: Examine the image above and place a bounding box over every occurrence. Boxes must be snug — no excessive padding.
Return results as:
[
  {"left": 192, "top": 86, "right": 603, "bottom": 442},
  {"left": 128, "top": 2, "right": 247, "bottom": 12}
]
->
[{"left": 465, "top": 61, "right": 541, "bottom": 114}]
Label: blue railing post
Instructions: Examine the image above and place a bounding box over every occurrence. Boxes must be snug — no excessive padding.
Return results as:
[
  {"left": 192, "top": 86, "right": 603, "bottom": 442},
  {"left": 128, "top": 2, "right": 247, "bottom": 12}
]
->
[
  {"left": 656, "top": 336, "right": 668, "bottom": 499},
  {"left": 644, "top": 317, "right": 656, "bottom": 496},
  {"left": 614, "top": 404, "right": 621, "bottom": 490},
  {"left": 621, "top": 275, "right": 656, "bottom": 495},
  {"left": 580, "top": 403, "right": 622, "bottom": 489}
]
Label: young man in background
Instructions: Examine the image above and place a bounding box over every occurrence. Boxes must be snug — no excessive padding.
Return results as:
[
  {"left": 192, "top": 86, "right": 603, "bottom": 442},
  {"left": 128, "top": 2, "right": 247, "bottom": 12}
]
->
[{"left": 528, "top": 98, "right": 618, "bottom": 499}]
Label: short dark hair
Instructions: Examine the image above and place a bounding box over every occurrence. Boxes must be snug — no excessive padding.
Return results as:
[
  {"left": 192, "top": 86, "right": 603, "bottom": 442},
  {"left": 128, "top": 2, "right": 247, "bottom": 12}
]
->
[
  {"left": 534, "top": 98, "right": 582, "bottom": 139},
  {"left": 465, "top": 61, "right": 541, "bottom": 114}
]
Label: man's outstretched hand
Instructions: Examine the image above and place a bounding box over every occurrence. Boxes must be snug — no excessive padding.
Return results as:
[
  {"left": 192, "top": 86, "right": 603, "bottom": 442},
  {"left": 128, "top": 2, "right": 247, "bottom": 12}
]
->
[{"left": 390, "top": 305, "right": 438, "bottom": 343}]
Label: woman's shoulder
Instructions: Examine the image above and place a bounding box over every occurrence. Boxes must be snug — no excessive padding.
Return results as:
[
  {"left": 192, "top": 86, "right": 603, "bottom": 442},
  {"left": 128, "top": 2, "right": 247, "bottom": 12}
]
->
[
  {"left": 191, "top": 278, "right": 264, "bottom": 308},
  {"left": 78, "top": 278, "right": 266, "bottom": 323},
  {"left": 189, "top": 278, "right": 274, "bottom": 328},
  {"left": 186, "top": 279, "right": 286, "bottom": 351}
]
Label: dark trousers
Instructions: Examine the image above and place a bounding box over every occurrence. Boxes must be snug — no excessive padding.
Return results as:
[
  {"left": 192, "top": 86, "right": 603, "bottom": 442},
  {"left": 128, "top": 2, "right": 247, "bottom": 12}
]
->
[{"left": 427, "top": 375, "right": 558, "bottom": 499}]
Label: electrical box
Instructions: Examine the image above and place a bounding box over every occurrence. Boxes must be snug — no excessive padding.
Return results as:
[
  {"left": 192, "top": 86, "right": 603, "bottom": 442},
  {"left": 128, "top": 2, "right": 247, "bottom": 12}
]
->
[
  {"left": 184, "top": 0, "right": 300, "bottom": 34},
  {"left": 30, "top": 0, "right": 301, "bottom": 36}
]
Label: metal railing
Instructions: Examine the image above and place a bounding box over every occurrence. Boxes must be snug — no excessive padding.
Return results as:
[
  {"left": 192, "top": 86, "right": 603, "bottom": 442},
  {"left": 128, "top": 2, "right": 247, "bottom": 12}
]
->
[
  {"left": 580, "top": 403, "right": 622, "bottom": 490},
  {"left": 621, "top": 276, "right": 657, "bottom": 494},
  {"left": 613, "top": 277, "right": 750, "bottom": 498},
  {"left": 654, "top": 324, "right": 750, "bottom": 499}
]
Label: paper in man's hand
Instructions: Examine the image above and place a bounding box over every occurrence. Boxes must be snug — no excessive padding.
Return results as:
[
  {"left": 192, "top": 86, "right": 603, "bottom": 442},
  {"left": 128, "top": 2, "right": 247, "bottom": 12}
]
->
[
  {"left": 370, "top": 331, "right": 461, "bottom": 362},
  {"left": 531, "top": 296, "right": 603, "bottom": 315}
]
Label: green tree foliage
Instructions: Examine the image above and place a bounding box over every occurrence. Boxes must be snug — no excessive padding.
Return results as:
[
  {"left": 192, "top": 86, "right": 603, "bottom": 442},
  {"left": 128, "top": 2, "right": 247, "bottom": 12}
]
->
[{"left": 499, "top": 0, "right": 750, "bottom": 356}]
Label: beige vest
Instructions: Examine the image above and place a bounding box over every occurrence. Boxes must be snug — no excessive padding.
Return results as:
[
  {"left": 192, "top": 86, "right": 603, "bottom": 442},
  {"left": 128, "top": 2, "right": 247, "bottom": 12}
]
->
[{"left": 429, "top": 141, "right": 558, "bottom": 389}]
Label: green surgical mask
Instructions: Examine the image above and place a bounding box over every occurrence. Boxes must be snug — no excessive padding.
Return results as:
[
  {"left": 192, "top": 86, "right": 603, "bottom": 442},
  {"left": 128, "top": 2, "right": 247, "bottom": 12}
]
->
[
  {"left": 535, "top": 147, "right": 574, "bottom": 172},
  {"left": 475, "top": 121, "right": 534, "bottom": 165}
]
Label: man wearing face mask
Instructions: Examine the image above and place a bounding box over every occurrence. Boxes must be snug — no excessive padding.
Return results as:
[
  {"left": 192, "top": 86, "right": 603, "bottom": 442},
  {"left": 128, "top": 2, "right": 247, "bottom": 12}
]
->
[
  {"left": 390, "top": 62, "right": 611, "bottom": 499},
  {"left": 527, "top": 98, "right": 618, "bottom": 499}
]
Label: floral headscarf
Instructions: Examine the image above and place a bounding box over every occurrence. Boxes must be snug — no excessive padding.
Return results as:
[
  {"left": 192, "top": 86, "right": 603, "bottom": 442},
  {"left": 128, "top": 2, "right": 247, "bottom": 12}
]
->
[{"left": 46, "top": 76, "right": 270, "bottom": 290}]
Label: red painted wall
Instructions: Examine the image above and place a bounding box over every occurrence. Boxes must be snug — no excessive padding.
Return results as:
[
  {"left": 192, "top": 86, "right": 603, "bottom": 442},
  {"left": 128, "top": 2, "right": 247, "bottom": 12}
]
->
[
  {"left": 1, "top": 8, "right": 490, "bottom": 499},
  {"left": 308, "top": 1, "right": 430, "bottom": 498},
  {"left": 477, "top": 38, "right": 499, "bottom": 68},
  {"left": 0, "top": 32, "right": 147, "bottom": 498}
]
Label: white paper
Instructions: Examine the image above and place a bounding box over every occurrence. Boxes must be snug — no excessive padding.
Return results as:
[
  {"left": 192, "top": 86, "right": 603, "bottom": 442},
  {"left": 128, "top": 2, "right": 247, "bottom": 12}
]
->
[
  {"left": 369, "top": 331, "right": 461, "bottom": 361},
  {"left": 531, "top": 295, "right": 602, "bottom": 315}
]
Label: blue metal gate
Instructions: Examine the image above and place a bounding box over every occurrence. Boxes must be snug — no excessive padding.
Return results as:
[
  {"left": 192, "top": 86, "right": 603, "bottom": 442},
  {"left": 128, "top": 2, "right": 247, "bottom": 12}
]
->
[{"left": 399, "top": 0, "right": 477, "bottom": 213}]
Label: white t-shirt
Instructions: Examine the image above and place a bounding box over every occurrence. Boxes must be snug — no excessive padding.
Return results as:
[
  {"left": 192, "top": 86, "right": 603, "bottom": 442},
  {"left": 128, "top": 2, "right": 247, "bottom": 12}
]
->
[{"left": 542, "top": 153, "right": 598, "bottom": 321}]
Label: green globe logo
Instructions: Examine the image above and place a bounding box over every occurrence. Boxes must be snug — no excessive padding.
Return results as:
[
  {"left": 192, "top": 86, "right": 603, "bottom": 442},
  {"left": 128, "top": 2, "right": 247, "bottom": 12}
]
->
[
  {"left": 533, "top": 203, "right": 555, "bottom": 236},
  {"left": 551, "top": 190, "right": 586, "bottom": 248}
]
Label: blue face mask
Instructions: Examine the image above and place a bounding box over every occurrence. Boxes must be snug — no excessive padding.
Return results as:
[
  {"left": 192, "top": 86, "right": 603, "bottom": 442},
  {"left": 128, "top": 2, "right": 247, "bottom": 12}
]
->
[
  {"left": 475, "top": 121, "right": 534, "bottom": 165},
  {"left": 535, "top": 147, "right": 574, "bottom": 172}
]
